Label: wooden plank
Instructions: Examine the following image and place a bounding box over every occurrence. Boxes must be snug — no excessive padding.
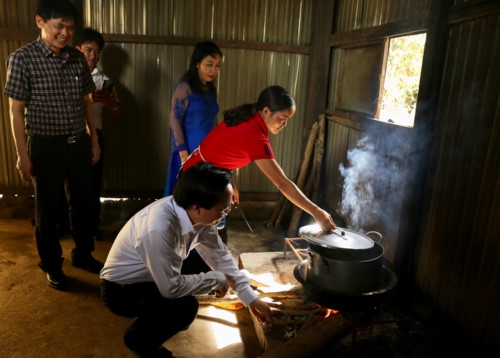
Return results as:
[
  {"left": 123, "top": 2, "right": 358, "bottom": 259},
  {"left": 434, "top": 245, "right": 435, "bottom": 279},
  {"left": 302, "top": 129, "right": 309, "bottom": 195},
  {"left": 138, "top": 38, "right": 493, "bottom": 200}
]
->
[
  {"left": 0, "top": 28, "right": 38, "bottom": 41},
  {"left": 329, "top": 17, "right": 428, "bottom": 47},
  {"left": 103, "top": 34, "right": 310, "bottom": 54},
  {"left": 304, "top": 0, "right": 335, "bottom": 128},
  {"left": 448, "top": 0, "right": 500, "bottom": 25}
]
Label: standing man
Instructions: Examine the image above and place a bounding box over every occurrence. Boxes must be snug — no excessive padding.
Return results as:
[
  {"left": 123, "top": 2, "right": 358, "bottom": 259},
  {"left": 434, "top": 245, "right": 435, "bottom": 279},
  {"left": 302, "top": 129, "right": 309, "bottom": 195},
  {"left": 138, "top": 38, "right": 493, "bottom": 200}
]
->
[
  {"left": 4, "top": 0, "right": 103, "bottom": 290},
  {"left": 100, "top": 162, "right": 273, "bottom": 357},
  {"left": 74, "top": 27, "right": 121, "bottom": 241}
]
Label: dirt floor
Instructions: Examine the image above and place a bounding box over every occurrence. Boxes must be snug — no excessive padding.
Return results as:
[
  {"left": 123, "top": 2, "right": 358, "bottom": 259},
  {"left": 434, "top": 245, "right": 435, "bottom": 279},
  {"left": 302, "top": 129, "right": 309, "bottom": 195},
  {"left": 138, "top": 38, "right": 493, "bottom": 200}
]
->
[
  {"left": 0, "top": 197, "right": 491, "bottom": 357},
  {"left": 0, "top": 198, "right": 286, "bottom": 358}
]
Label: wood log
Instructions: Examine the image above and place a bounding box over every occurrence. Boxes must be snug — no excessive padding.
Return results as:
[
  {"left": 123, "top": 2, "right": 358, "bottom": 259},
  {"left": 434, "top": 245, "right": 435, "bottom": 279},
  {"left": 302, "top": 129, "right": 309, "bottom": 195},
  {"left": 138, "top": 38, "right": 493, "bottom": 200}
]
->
[
  {"left": 272, "top": 308, "right": 318, "bottom": 317},
  {"left": 311, "top": 114, "right": 325, "bottom": 203},
  {"left": 257, "top": 313, "right": 354, "bottom": 357},
  {"left": 256, "top": 285, "right": 305, "bottom": 296},
  {"left": 295, "top": 121, "right": 318, "bottom": 190},
  {"left": 264, "top": 195, "right": 285, "bottom": 228},
  {"left": 285, "top": 120, "right": 322, "bottom": 236},
  {"left": 273, "top": 198, "right": 289, "bottom": 227},
  {"left": 286, "top": 152, "right": 317, "bottom": 236},
  {"left": 196, "top": 285, "right": 305, "bottom": 305}
]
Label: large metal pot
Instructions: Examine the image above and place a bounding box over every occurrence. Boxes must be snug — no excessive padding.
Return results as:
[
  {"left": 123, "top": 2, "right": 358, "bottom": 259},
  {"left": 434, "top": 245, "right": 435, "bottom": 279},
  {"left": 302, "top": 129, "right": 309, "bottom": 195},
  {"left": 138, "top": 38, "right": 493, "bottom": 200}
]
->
[{"left": 299, "top": 224, "right": 385, "bottom": 295}]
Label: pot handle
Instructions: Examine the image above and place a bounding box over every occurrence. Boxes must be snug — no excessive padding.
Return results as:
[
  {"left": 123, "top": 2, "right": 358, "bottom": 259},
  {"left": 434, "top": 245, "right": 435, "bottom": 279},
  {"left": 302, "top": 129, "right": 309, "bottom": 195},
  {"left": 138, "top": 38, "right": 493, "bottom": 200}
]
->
[
  {"left": 307, "top": 251, "right": 329, "bottom": 273},
  {"left": 366, "top": 231, "right": 383, "bottom": 244},
  {"left": 308, "top": 251, "right": 315, "bottom": 269}
]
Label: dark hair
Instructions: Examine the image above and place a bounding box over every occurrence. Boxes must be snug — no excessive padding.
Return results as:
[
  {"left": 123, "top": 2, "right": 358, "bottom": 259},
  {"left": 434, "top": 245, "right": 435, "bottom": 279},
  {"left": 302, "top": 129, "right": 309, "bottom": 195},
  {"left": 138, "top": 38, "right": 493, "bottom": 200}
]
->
[
  {"left": 36, "top": 0, "right": 79, "bottom": 23},
  {"left": 173, "top": 162, "right": 232, "bottom": 210},
  {"left": 223, "top": 85, "right": 296, "bottom": 127},
  {"left": 182, "top": 41, "right": 223, "bottom": 93},
  {"left": 73, "top": 27, "right": 105, "bottom": 49}
]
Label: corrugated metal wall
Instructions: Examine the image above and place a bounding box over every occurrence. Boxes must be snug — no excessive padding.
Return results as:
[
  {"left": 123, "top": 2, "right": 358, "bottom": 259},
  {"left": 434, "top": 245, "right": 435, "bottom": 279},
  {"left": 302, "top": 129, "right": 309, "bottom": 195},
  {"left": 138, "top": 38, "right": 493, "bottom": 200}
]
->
[
  {"left": 414, "top": 12, "right": 500, "bottom": 348},
  {"left": 0, "top": 0, "right": 38, "bottom": 192},
  {"left": 334, "top": 0, "right": 431, "bottom": 32},
  {"left": 326, "top": 0, "right": 499, "bottom": 349},
  {"left": 0, "top": 0, "right": 312, "bottom": 196},
  {"left": 82, "top": 0, "right": 312, "bottom": 195}
]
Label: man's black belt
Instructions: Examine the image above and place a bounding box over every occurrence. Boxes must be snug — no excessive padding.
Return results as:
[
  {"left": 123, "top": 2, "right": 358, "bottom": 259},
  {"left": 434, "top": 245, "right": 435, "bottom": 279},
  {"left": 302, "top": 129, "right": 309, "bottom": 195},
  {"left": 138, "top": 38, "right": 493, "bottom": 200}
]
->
[{"left": 30, "top": 132, "right": 84, "bottom": 144}]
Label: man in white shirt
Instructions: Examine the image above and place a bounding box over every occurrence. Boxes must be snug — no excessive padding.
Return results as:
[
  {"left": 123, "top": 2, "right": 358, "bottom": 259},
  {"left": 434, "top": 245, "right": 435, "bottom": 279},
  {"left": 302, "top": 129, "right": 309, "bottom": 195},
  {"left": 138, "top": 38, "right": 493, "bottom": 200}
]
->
[
  {"left": 74, "top": 27, "right": 120, "bottom": 241},
  {"left": 100, "top": 162, "right": 273, "bottom": 357}
]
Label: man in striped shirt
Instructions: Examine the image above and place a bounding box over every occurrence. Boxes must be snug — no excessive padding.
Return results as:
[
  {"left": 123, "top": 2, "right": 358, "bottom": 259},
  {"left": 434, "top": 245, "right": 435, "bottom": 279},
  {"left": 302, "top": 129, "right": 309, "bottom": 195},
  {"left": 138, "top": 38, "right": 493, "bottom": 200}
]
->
[{"left": 4, "top": 0, "right": 103, "bottom": 290}]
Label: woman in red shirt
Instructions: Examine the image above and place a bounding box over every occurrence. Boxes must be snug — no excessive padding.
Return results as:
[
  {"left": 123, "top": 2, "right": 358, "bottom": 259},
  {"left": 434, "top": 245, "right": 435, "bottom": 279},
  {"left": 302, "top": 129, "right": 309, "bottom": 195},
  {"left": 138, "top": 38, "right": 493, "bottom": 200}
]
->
[{"left": 183, "top": 85, "right": 336, "bottom": 232}]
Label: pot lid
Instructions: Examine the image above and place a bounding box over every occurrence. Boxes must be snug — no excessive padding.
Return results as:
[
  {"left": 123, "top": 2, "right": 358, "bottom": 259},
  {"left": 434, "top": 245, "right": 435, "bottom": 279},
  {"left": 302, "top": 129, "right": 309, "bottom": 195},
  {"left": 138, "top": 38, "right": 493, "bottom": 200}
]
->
[{"left": 298, "top": 224, "right": 375, "bottom": 250}]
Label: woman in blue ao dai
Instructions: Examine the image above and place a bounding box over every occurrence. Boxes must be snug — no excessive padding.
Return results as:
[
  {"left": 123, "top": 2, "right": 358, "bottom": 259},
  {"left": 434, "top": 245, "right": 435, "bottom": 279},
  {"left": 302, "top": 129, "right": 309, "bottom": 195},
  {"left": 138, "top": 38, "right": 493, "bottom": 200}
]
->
[{"left": 165, "top": 42, "right": 223, "bottom": 196}]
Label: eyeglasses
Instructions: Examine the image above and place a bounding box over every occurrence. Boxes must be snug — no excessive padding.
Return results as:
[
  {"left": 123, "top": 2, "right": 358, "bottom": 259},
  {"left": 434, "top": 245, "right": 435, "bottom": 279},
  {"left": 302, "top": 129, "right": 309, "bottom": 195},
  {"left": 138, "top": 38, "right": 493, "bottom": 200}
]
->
[{"left": 220, "top": 204, "right": 231, "bottom": 216}]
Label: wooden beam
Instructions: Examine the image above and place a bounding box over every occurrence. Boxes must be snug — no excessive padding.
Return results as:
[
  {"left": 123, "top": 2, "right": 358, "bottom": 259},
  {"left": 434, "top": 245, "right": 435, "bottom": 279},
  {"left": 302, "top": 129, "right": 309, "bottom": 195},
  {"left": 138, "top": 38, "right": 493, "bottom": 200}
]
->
[
  {"left": 103, "top": 34, "right": 310, "bottom": 54},
  {"left": 394, "top": 0, "right": 453, "bottom": 279},
  {"left": 329, "top": 18, "right": 428, "bottom": 48},
  {"left": 0, "top": 28, "right": 38, "bottom": 42},
  {"left": 448, "top": 0, "right": 500, "bottom": 25},
  {"left": 0, "top": 28, "right": 309, "bottom": 55}
]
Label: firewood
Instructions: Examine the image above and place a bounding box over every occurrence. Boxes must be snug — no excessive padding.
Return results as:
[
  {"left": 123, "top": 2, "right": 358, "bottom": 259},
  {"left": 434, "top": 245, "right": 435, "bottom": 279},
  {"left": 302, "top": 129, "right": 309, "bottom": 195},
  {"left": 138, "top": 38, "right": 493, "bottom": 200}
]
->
[
  {"left": 311, "top": 115, "right": 325, "bottom": 203},
  {"left": 274, "top": 198, "right": 289, "bottom": 227},
  {"left": 264, "top": 195, "right": 285, "bottom": 228},
  {"left": 296, "top": 121, "right": 318, "bottom": 190},
  {"left": 256, "top": 285, "right": 305, "bottom": 296},
  {"left": 257, "top": 314, "right": 353, "bottom": 357},
  {"left": 272, "top": 308, "right": 319, "bottom": 317},
  {"left": 286, "top": 116, "right": 325, "bottom": 236}
]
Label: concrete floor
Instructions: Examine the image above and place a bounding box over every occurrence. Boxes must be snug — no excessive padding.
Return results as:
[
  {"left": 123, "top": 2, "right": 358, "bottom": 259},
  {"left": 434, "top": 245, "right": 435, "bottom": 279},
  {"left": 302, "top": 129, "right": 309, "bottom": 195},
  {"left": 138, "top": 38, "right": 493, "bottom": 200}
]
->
[{"left": 0, "top": 198, "right": 289, "bottom": 358}]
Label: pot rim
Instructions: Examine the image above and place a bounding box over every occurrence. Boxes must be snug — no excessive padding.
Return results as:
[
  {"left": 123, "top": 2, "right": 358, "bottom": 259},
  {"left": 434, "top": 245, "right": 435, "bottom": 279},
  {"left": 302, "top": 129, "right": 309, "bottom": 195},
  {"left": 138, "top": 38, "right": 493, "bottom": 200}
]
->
[
  {"left": 309, "top": 241, "right": 384, "bottom": 261},
  {"left": 299, "top": 224, "right": 376, "bottom": 251}
]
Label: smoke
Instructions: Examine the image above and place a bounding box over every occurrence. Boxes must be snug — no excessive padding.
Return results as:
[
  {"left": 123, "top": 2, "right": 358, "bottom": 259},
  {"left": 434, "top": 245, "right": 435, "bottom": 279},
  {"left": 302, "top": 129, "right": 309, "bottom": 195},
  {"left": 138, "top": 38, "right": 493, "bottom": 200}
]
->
[{"left": 339, "top": 134, "right": 407, "bottom": 233}]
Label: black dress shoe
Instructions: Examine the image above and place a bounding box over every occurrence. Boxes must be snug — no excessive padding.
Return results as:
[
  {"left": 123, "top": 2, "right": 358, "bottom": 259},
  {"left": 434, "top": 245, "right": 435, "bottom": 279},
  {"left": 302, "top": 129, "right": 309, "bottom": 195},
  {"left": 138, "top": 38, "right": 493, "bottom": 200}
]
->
[
  {"left": 72, "top": 255, "right": 104, "bottom": 274},
  {"left": 46, "top": 270, "right": 69, "bottom": 290},
  {"left": 133, "top": 346, "right": 174, "bottom": 358}
]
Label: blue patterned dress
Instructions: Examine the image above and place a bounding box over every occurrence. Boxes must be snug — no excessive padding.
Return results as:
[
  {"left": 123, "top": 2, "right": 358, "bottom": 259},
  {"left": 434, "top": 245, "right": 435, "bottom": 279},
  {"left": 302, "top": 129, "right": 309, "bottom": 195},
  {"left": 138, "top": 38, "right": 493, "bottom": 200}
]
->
[{"left": 164, "top": 80, "right": 219, "bottom": 196}]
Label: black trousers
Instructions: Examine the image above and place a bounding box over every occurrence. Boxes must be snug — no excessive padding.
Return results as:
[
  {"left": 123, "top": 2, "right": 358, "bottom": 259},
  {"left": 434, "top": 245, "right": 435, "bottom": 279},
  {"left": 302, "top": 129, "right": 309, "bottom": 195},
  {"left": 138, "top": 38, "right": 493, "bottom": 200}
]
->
[
  {"left": 100, "top": 279, "right": 199, "bottom": 351},
  {"left": 28, "top": 133, "right": 94, "bottom": 271},
  {"left": 90, "top": 129, "right": 105, "bottom": 234}
]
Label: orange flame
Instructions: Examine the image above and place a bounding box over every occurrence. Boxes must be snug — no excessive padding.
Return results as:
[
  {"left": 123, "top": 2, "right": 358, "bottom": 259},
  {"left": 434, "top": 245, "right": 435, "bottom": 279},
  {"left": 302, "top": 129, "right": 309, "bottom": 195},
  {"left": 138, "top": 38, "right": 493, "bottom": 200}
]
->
[{"left": 315, "top": 303, "right": 339, "bottom": 318}]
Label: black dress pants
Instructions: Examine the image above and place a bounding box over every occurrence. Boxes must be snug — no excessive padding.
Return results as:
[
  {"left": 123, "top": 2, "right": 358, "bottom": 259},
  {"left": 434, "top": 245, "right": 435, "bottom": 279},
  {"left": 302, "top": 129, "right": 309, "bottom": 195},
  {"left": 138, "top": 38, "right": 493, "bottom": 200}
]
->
[
  {"left": 28, "top": 133, "right": 94, "bottom": 272},
  {"left": 90, "top": 129, "right": 105, "bottom": 235},
  {"left": 101, "top": 279, "right": 199, "bottom": 352}
]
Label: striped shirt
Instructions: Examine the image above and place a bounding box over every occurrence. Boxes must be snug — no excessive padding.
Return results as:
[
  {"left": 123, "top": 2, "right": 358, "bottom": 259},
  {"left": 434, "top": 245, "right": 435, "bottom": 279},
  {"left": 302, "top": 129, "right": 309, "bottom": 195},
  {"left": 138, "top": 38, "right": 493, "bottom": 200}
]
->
[{"left": 4, "top": 37, "right": 95, "bottom": 136}]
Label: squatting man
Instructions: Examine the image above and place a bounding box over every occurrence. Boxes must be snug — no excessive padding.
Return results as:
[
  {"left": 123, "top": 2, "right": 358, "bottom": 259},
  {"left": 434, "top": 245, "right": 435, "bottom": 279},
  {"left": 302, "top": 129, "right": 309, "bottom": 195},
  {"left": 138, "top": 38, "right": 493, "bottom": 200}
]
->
[{"left": 100, "top": 162, "right": 273, "bottom": 357}]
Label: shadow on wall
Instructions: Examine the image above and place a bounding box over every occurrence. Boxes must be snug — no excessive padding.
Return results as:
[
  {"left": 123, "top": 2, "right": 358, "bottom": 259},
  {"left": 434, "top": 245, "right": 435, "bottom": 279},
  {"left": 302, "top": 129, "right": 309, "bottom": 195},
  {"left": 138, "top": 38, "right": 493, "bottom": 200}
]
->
[
  {"left": 100, "top": 43, "right": 164, "bottom": 194},
  {"left": 99, "top": 44, "right": 139, "bottom": 193}
]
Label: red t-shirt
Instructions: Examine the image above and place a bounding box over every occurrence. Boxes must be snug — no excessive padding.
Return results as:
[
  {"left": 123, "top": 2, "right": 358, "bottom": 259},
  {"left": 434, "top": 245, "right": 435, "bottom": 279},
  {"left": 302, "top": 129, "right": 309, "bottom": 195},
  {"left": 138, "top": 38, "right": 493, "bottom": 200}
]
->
[{"left": 183, "top": 112, "right": 274, "bottom": 171}]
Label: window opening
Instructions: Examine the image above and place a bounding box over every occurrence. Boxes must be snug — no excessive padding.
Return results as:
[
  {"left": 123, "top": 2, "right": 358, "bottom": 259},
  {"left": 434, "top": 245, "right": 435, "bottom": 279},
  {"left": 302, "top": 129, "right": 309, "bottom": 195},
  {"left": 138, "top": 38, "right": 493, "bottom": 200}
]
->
[{"left": 378, "top": 33, "right": 426, "bottom": 128}]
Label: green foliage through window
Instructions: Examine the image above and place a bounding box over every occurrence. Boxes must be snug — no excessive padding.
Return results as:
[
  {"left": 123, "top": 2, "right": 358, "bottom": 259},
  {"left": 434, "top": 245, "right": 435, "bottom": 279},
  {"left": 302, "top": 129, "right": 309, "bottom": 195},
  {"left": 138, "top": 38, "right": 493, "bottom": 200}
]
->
[{"left": 379, "top": 33, "right": 426, "bottom": 127}]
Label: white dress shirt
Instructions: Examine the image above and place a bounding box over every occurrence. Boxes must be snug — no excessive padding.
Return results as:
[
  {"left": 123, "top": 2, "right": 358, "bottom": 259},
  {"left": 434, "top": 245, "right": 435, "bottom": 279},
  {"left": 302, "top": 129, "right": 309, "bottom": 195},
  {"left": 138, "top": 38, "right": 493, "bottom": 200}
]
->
[{"left": 100, "top": 196, "right": 258, "bottom": 306}]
